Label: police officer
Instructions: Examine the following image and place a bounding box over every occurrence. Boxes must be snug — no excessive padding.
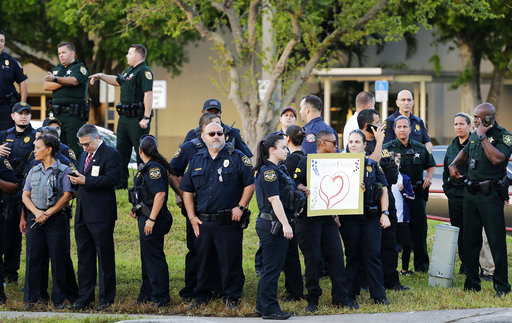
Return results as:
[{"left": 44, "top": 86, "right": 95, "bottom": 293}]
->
[
  {"left": 42, "top": 116, "right": 77, "bottom": 168},
  {"left": 341, "top": 129, "right": 390, "bottom": 305},
  {"left": 383, "top": 116, "right": 435, "bottom": 273},
  {"left": 89, "top": 44, "right": 153, "bottom": 189},
  {"left": 183, "top": 99, "right": 253, "bottom": 158},
  {"left": 294, "top": 130, "right": 357, "bottom": 312},
  {"left": 299, "top": 95, "right": 339, "bottom": 155},
  {"left": 169, "top": 113, "right": 221, "bottom": 302},
  {"left": 129, "top": 135, "right": 172, "bottom": 307},
  {"left": 0, "top": 30, "right": 28, "bottom": 131},
  {"left": 22, "top": 134, "right": 73, "bottom": 309},
  {"left": 269, "top": 106, "right": 297, "bottom": 136},
  {"left": 449, "top": 103, "right": 512, "bottom": 297},
  {"left": 384, "top": 90, "right": 432, "bottom": 152},
  {"left": 253, "top": 133, "right": 299, "bottom": 320},
  {"left": 44, "top": 42, "right": 89, "bottom": 156},
  {"left": 0, "top": 156, "right": 18, "bottom": 304},
  {"left": 181, "top": 122, "right": 255, "bottom": 309},
  {"left": 0, "top": 102, "right": 36, "bottom": 283}
]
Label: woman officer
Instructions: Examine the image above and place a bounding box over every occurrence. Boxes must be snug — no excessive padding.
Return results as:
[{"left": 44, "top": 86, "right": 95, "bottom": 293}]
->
[
  {"left": 22, "top": 134, "right": 73, "bottom": 309},
  {"left": 254, "top": 133, "right": 299, "bottom": 320},
  {"left": 340, "top": 129, "right": 391, "bottom": 306},
  {"left": 130, "top": 135, "right": 173, "bottom": 307}
]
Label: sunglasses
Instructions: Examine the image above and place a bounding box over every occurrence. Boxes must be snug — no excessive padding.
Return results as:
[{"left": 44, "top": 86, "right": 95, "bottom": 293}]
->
[{"left": 207, "top": 131, "right": 224, "bottom": 137}]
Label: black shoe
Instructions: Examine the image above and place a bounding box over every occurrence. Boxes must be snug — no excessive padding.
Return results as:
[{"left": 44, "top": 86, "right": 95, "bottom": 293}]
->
[
  {"left": 342, "top": 300, "right": 360, "bottom": 310},
  {"left": 495, "top": 291, "right": 509, "bottom": 298},
  {"left": 388, "top": 284, "right": 410, "bottom": 291},
  {"left": 188, "top": 301, "right": 201, "bottom": 310},
  {"left": 374, "top": 297, "right": 390, "bottom": 305},
  {"left": 152, "top": 301, "right": 168, "bottom": 308},
  {"left": 400, "top": 270, "right": 414, "bottom": 276},
  {"left": 262, "top": 311, "right": 291, "bottom": 320},
  {"left": 254, "top": 308, "right": 262, "bottom": 317},
  {"left": 24, "top": 303, "right": 35, "bottom": 310},
  {"left": 68, "top": 302, "right": 93, "bottom": 310},
  {"left": 305, "top": 303, "right": 318, "bottom": 312},
  {"left": 54, "top": 303, "right": 66, "bottom": 310},
  {"left": 96, "top": 302, "right": 112, "bottom": 311},
  {"left": 225, "top": 299, "right": 239, "bottom": 310},
  {"left": 480, "top": 274, "right": 493, "bottom": 282}
]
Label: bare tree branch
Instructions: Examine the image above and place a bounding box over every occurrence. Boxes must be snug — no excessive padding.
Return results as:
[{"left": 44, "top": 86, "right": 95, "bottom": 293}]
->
[
  {"left": 6, "top": 42, "right": 53, "bottom": 71},
  {"left": 247, "top": 0, "right": 261, "bottom": 49},
  {"left": 210, "top": 0, "right": 243, "bottom": 57}
]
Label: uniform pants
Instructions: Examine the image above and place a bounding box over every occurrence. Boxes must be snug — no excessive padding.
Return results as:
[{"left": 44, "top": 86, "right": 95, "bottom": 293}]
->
[
  {"left": 24, "top": 213, "right": 68, "bottom": 305},
  {"left": 75, "top": 216, "right": 116, "bottom": 305},
  {"left": 0, "top": 208, "right": 5, "bottom": 299},
  {"left": 295, "top": 216, "right": 349, "bottom": 305},
  {"left": 0, "top": 104, "right": 14, "bottom": 131},
  {"left": 463, "top": 188, "right": 510, "bottom": 292},
  {"left": 341, "top": 215, "right": 386, "bottom": 299},
  {"left": 194, "top": 221, "right": 244, "bottom": 303},
  {"left": 283, "top": 234, "right": 304, "bottom": 298},
  {"left": 407, "top": 196, "right": 429, "bottom": 272},
  {"left": 116, "top": 116, "right": 149, "bottom": 187},
  {"left": 137, "top": 213, "right": 172, "bottom": 305},
  {"left": 397, "top": 222, "right": 412, "bottom": 271},
  {"left": 448, "top": 195, "right": 464, "bottom": 266},
  {"left": 55, "top": 112, "right": 85, "bottom": 158},
  {"left": 255, "top": 217, "right": 288, "bottom": 315},
  {"left": 381, "top": 209, "right": 400, "bottom": 289},
  {"left": 3, "top": 198, "right": 22, "bottom": 282}
]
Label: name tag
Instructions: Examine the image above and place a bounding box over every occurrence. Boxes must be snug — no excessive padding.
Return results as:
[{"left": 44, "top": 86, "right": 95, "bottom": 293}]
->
[{"left": 91, "top": 165, "right": 100, "bottom": 177}]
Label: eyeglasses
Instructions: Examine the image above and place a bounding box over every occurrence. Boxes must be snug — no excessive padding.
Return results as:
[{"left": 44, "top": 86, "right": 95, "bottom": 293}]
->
[
  {"left": 207, "top": 131, "right": 224, "bottom": 137},
  {"left": 322, "top": 139, "right": 337, "bottom": 145},
  {"left": 218, "top": 167, "right": 223, "bottom": 183},
  {"left": 78, "top": 141, "right": 92, "bottom": 148}
]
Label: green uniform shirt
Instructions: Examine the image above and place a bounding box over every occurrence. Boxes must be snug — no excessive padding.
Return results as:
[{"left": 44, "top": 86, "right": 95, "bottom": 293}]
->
[
  {"left": 463, "top": 122, "right": 512, "bottom": 182},
  {"left": 50, "top": 60, "right": 88, "bottom": 105},
  {"left": 383, "top": 138, "right": 436, "bottom": 184},
  {"left": 443, "top": 136, "right": 469, "bottom": 198},
  {"left": 116, "top": 62, "right": 153, "bottom": 104}
]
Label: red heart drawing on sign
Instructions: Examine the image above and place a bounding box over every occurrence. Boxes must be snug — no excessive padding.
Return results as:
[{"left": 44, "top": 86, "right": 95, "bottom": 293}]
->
[{"left": 319, "top": 173, "right": 349, "bottom": 209}]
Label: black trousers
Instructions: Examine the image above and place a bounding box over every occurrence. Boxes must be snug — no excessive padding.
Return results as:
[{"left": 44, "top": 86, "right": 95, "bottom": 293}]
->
[
  {"left": 0, "top": 104, "right": 14, "bottom": 131},
  {"left": 194, "top": 221, "right": 244, "bottom": 303},
  {"left": 3, "top": 198, "right": 22, "bottom": 282},
  {"left": 0, "top": 208, "right": 5, "bottom": 298},
  {"left": 381, "top": 211, "right": 400, "bottom": 288},
  {"left": 255, "top": 217, "right": 288, "bottom": 315},
  {"left": 137, "top": 213, "right": 172, "bottom": 305},
  {"left": 448, "top": 196, "right": 464, "bottom": 265},
  {"left": 340, "top": 215, "right": 386, "bottom": 299},
  {"left": 75, "top": 215, "right": 116, "bottom": 305},
  {"left": 24, "top": 212, "right": 68, "bottom": 305},
  {"left": 283, "top": 233, "right": 304, "bottom": 298},
  {"left": 397, "top": 222, "right": 412, "bottom": 271},
  {"left": 295, "top": 216, "right": 349, "bottom": 305}
]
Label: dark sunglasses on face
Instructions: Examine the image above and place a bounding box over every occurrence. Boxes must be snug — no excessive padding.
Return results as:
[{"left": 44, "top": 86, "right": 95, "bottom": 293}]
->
[{"left": 207, "top": 131, "right": 224, "bottom": 137}]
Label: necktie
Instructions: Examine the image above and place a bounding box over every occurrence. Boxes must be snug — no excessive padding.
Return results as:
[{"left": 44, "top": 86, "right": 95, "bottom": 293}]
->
[{"left": 84, "top": 153, "right": 93, "bottom": 172}]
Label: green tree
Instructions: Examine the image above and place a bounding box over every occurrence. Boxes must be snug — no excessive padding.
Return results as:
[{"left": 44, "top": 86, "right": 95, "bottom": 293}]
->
[{"left": 0, "top": 0, "right": 195, "bottom": 121}]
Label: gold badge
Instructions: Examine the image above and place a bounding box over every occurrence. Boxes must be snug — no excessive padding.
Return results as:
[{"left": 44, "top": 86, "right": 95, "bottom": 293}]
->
[
  {"left": 173, "top": 147, "right": 181, "bottom": 158},
  {"left": 242, "top": 155, "right": 252, "bottom": 167},
  {"left": 381, "top": 149, "right": 390, "bottom": 158},
  {"left": 69, "top": 150, "right": 76, "bottom": 160},
  {"left": 80, "top": 66, "right": 87, "bottom": 75},
  {"left": 4, "top": 159, "right": 12, "bottom": 170},
  {"left": 366, "top": 165, "right": 373, "bottom": 173},
  {"left": 24, "top": 136, "right": 30, "bottom": 143},
  {"left": 415, "top": 124, "right": 420, "bottom": 131},
  {"left": 4, "top": 60, "right": 9, "bottom": 66},
  {"left": 145, "top": 71, "right": 152, "bottom": 80},
  {"left": 263, "top": 169, "right": 277, "bottom": 182},
  {"left": 149, "top": 167, "right": 162, "bottom": 179},
  {"left": 503, "top": 135, "right": 512, "bottom": 146},
  {"left": 53, "top": 70, "right": 58, "bottom": 75},
  {"left": 488, "top": 136, "right": 494, "bottom": 143},
  {"left": 382, "top": 120, "right": 387, "bottom": 130},
  {"left": 70, "top": 164, "right": 77, "bottom": 172},
  {"left": 20, "top": 102, "right": 26, "bottom": 106}
]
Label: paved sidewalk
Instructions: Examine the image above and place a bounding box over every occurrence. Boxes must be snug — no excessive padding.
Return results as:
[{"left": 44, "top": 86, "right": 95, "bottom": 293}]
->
[{"left": 1, "top": 307, "right": 512, "bottom": 322}]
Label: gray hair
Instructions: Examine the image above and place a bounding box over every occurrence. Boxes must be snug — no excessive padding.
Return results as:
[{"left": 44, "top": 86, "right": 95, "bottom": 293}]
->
[{"left": 77, "top": 124, "right": 99, "bottom": 139}]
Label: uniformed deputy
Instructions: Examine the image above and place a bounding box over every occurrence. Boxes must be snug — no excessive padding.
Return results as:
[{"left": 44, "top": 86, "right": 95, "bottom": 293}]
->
[
  {"left": 183, "top": 99, "right": 253, "bottom": 158},
  {"left": 0, "top": 156, "right": 18, "bottom": 304},
  {"left": 383, "top": 116, "right": 435, "bottom": 273},
  {"left": 383, "top": 90, "right": 432, "bottom": 152},
  {"left": 43, "top": 117, "right": 77, "bottom": 168},
  {"left": 253, "top": 134, "right": 299, "bottom": 320},
  {"left": 180, "top": 122, "right": 255, "bottom": 309},
  {"left": 0, "top": 102, "right": 36, "bottom": 283},
  {"left": 442, "top": 112, "right": 472, "bottom": 273},
  {"left": 169, "top": 112, "right": 221, "bottom": 302},
  {"left": 43, "top": 42, "right": 89, "bottom": 156},
  {"left": 299, "top": 95, "right": 339, "bottom": 155},
  {"left": 22, "top": 134, "right": 73, "bottom": 309},
  {"left": 89, "top": 44, "right": 153, "bottom": 189},
  {"left": 0, "top": 30, "right": 27, "bottom": 131},
  {"left": 340, "top": 130, "right": 391, "bottom": 305},
  {"left": 449, "top": 103, "right": 512, "bottom": 297},
  {"left": 129, "top": 135, "right": 172, "bottom": 307},
  {"left": 294, "top": 130, "right": 357, "bottom": 312},
  {"left": 269, "top": 106, "right": 297, "bottom": 136}
]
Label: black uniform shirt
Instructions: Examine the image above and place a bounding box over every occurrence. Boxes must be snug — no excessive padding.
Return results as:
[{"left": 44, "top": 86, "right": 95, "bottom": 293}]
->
[
  {"left": 383, "top": 138, "right": 435, "bottom": 184},
  {"left": 134, "top": 160, "right": 169, "bottom": 212},
  {"left": 0, "top": 125, "right": 36, "bottom": 179},
  {"left": 183, "top": 123, "right": 253, "bottom": 157},
  {"left": 170, "top": 139, "right": 206, "bottom": 177},
  {"left": 255, "top": 161, "right": 296, "bottom": 215},
  {"left": 0, "top": 52, "right": 27, "bottom": 98}
]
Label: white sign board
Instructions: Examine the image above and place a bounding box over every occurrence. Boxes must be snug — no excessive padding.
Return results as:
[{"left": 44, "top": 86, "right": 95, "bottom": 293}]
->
[
  {"left": 375, "top": 80, "right": 389, "bottom": 103},
  {"left": 152, "top": 80, "right": 167, "bottom": 109},
  {"left": 99, "top": 80, "right": 115, "bottom": 103}
]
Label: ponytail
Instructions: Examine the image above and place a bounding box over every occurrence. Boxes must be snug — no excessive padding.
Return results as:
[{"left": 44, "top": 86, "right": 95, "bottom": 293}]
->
[
  {"left": 139, "top": 135, "right": 172, "bottom": 174},
  {"left": 253, "top": 133, "right": 284, "bottom": 173}
]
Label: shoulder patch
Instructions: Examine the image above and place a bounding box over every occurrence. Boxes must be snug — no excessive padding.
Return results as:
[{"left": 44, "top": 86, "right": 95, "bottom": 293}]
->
[
  {"left": 263, "top": 169, "right": 277, "bottom": 182},
  {"left": 145, "top": 71, "right": 153, "bottom": 80},
  {"left": 306, "top": 133, "right": 316, "bottom": 143},
  {"left": 366, "top": 165, "right": 373, "bottom": 173},
  {"left": 68, "top": 150, "right": 76, "bottom": 160},
  {"left": 242, "top": 155, "right": 252, "bottom": 167},
  {"left": 80, "top": 66, "right": 87, "bottom": 75},
  {"left": 173, "top": 147, "right": 181, "bottom": 158},
  {"left": 503, "top": 135, "right": 512, "bottom": 146},
  {"left": 4, "top": 159, "right": 12, "bottom": 170},
  {"left": 415, "top": 124, "right": 420, "bottom": 132},
  {"left": 149, "top": 167, "right": 162, "bottom": 179}
]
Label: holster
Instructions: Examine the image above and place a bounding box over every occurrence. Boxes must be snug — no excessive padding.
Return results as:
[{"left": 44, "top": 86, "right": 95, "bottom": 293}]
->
[{"left": 239, "top": 208, "right": 251, "bottom": 229}]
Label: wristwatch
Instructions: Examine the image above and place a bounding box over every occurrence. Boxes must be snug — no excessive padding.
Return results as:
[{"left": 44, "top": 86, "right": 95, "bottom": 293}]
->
[
  {"left": 237, "top": 204, "right": 247, "bottom": 212},
  {"left": 381, "top": 210, "right": 390, "bottom": 216},
  {"left": 53, "top": 76, "right": 58, "bottom": 82},
  {"left": 143, "top": 115, "right": 151, "bottom": 120},
  {"left": 478, "top": 133, "right": 487, "bottom": 141}
]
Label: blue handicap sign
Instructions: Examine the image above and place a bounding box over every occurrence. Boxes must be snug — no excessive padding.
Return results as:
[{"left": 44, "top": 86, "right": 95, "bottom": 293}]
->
[{"left": 375, "top": 80, "right": 389, "bottom": 92}]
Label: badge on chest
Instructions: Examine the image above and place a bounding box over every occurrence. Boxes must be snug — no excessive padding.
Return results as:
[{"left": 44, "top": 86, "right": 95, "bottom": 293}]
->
[{"left": 91, "top": 165, "right": 100, "bottom": 176}]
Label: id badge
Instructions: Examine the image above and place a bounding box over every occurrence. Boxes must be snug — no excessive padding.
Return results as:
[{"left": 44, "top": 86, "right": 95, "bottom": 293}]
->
[{"left": 91, "top": 165, "right": 100, "bottom": 176}]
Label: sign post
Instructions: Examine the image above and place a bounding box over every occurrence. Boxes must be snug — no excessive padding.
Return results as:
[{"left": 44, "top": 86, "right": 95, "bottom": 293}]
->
[
  {"left": 152, "top": 80, "right": 167, "bottom": 139},
  {"left": 375, "top": 80, "right": 389, "bottom": 120}
]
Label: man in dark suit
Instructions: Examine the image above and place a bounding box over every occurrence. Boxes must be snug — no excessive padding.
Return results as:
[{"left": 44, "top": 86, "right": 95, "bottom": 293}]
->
[{"left": 68, "top": 124, "right": 121, "bottom": 310}]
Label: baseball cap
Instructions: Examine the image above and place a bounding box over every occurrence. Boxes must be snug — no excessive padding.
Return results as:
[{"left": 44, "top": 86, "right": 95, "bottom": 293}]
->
[
  {"left": 280, "top": 106, "right": 297, "bottom": 118},
  {"left": 12, "top": 102, "right": 31, "bottom": 114},
  {"left": 43, "top": 116, "right": 62, "bottom": 127},
  {"left": 202, "top": 99, "right": 222, "bottom": 112}
]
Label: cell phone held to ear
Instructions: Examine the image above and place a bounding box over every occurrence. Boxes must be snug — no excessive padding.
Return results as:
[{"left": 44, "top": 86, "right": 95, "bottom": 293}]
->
[
  {"left": 482, "top": 115, "right": 494, "bottom": 127},
  {"left": 366, "top": 124, "right": 378, "bottom": 132},
  {"left": 68, "top": 172, "right": 79, "bottom": 177}
]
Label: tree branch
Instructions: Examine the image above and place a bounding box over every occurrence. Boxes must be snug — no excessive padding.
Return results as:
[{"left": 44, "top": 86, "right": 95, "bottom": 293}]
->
[
  {"left": 247, "top": 0, "right": 261, "bottom": 49},
  {"left": 210, "top": 0, "right": 243, "bottom": 56},
  {"left": 6, "top": 42, "right": 54, "bottom": 71}
]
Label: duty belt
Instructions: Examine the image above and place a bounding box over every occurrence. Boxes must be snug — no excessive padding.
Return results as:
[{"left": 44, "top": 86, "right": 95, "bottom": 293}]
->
[
  {"left": 259, "top": 212, "right": 273, "bottom": 221},
  {"left": 198, "top": 212, "right": 232, "bottom": 222}
]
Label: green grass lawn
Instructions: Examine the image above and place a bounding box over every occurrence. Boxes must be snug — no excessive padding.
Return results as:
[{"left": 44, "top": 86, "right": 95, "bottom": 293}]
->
[{"left": 2, "top": 168, "right": 512, "bottom": 320}]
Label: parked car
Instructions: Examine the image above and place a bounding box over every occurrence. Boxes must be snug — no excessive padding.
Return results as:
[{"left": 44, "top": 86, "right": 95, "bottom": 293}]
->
[{"left": 426, "top": 145, "right": 512, "bottom": 229}]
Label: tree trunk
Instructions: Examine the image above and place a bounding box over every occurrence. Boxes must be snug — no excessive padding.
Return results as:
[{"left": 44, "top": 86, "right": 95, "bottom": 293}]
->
[
  {"left": 486, "top": 67, "right": 505, "bottom": 112},
  {"left": 457, "top": 38, "right": 481, "bottom": 114}
]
